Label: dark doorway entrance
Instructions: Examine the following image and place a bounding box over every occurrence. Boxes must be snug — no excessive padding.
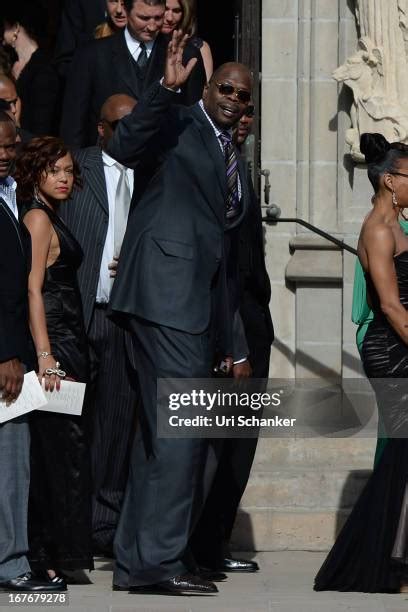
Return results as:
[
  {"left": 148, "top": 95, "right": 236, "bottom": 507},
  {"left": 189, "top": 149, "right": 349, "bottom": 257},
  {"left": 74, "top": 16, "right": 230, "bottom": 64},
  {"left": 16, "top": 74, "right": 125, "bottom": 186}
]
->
[
  {"left": 197, "top": 0, "right": 262, "bottom": 192},
  {"left": 196, "top": 0, "right": 236, "bottom": 69}
]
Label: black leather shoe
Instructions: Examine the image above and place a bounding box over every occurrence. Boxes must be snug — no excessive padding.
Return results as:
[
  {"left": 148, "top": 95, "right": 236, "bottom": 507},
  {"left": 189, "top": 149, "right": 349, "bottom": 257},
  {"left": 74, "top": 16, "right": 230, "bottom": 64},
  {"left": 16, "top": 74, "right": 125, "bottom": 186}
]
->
[
  {"left": 112, "top": 583, "right": 128, "bottom": 591},
  {"left": 129, "top": 573, "right": 218, "bottom": 595},
  {"left": 219, "top": 557, "right": 259, "bottom": 573},
  {"left": 34, "top": 570, "right": 67, "bottom": 590},
  {"left": 0, "top": 572, "right": 67, "bottom": 592},
  {"left": 198, "top": 567, "right": 227, "bottom": 582}
]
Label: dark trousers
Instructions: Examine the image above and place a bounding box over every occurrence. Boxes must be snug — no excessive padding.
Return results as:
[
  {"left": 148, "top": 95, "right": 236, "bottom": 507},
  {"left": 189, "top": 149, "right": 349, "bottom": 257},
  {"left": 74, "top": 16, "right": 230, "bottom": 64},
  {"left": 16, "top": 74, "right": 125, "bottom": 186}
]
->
[
  {"left": 0, "top": 417, "right": 30, "bottom": 581},
  {"left": 86, "top": 305, "right": 140, "bottom": 550},
  {"left": 191, "top": 301, "right": 271, "bottom": 566},
  {"left": 113, "top": 317, "right": 216, "bottom": 587}
]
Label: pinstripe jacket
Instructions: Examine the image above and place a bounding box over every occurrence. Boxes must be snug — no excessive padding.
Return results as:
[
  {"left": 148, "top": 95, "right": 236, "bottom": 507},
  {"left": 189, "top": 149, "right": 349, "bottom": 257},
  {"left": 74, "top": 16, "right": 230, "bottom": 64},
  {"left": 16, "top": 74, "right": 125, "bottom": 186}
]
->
[{"left": 59, "top": 146, "right": 111, "bottom": 333}]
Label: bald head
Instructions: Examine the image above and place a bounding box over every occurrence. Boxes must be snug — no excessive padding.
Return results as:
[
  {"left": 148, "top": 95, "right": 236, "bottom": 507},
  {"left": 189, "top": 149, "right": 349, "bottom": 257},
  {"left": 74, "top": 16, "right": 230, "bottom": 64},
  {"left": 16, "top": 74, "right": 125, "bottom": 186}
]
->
[
  {"left": 98, "top": 94, "right": 138, "bottom": 149},
  {"left": 100, "top": 94, "right": 137, "bottom": 123},
  {"left": 203, "top": 62, "right": 252, "bottom": 129},
  {"left": 210, "top": 62, "right": 252, "bottom": 88},
  {"left": 0, "top": 110, "right": 17, "bottom": 179},
  {"left": 0, "top": 75, "right": 19, "bottom": 123}
]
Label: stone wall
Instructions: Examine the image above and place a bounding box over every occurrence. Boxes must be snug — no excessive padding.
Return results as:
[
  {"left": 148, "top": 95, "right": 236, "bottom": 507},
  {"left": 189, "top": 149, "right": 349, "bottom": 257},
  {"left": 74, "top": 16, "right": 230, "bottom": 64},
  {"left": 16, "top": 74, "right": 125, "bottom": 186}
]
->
[{"left": 261, "top": 0, "right": 364, "bottom": 379}]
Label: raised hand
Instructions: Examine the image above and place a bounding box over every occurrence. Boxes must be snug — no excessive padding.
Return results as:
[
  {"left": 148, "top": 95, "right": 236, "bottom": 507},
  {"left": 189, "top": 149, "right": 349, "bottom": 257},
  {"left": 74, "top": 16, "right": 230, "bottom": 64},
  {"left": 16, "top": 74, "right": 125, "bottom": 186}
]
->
[{"left": 163, "top": 30, "right": 198, "bottom": 91}]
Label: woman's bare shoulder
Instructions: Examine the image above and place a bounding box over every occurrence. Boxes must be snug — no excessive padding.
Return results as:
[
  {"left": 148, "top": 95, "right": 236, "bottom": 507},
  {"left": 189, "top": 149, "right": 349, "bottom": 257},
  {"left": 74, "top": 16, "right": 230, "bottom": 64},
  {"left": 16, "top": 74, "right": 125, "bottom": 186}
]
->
[{"left": 23, "top": 208, "right": 53, "bottom": 235}]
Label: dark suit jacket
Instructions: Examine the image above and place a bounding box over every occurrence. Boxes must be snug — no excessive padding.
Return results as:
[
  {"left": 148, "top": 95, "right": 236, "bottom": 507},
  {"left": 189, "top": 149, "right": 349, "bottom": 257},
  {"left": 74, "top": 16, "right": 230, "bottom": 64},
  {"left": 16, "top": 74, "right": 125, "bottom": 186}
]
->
[
  {"left": 54, "top": 0, "right": 106, "bottom": 78},
  {"left": 17, "top": 49, "right": 60, "bottom": 136},
  {"left": 0, "top": 197, "right": 33, "bottom": 367},
  {"left": 238, "top": 174, "right": 274, "bottom": 346},
  {"left": 58, "top": 147, "right": 109, "bottom": 333},
  {"left": 107, "top": 83, "right": 250, "bottom": 358},
  {"left": 60, "top": 31, "right": 206, "bottom": 149}
]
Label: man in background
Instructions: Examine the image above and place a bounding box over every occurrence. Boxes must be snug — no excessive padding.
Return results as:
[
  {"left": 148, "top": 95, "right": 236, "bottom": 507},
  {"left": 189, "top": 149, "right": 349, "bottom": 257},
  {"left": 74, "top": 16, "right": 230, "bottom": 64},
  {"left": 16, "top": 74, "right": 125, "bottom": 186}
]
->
[
  {"left": 59, "top": 93, "right": 140, "bottom": 556},
  {"left": 60, "top": 0, "right": 206, "bottom": 148},
  {"left": 54, "top": 0, "right": 106, "bottom": 78},
  {"left": 0, "top": 111, "right": 60, "bottom": 593}
]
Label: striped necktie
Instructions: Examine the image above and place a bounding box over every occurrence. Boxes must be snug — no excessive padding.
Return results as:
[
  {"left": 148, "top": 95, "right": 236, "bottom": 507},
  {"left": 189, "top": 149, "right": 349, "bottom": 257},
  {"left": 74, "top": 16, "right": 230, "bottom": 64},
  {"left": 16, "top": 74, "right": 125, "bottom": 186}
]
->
[{"left": 219, "top": 131, "right": 239, "bottom": 218}]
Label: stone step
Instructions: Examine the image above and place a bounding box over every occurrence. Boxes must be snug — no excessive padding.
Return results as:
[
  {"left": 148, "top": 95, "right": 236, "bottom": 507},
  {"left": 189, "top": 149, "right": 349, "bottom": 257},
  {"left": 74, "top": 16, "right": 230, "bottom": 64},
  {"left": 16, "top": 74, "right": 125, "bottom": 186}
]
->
[
  {"left": 240, "top": 468, "right": 371, "bottom": 510},
  {"left": 252, "top": 437, "right": 377, "bottom": 470},
  {"left": 231, "top": 508, "right": 349, "bottom": 552}
]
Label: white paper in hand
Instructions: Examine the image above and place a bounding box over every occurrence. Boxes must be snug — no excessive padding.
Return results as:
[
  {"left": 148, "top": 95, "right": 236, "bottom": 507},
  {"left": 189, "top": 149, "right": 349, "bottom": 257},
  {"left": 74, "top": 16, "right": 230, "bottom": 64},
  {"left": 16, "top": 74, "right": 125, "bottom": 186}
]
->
[
  {"left": 0, "top": 371, "right": 47, "bottom": 424},
  {"left": 38, "top": 380, "right": 86, "bottom": 416}
]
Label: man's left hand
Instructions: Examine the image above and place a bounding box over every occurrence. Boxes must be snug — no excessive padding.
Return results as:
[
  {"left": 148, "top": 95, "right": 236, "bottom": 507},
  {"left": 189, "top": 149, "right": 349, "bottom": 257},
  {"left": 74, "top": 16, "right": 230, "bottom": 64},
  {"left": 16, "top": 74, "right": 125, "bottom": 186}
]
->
[{"left": 233, "top": 360, "right": 252, "bottom": 379}]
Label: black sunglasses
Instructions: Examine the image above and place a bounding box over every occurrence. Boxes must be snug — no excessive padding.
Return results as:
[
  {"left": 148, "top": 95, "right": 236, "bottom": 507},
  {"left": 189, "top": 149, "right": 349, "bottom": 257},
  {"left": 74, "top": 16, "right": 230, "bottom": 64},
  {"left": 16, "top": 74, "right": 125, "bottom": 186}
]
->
[
  {"left": 390, "top": 171, "right": 408, "bottom": 179},
  {"left": 243, "top": 105, "right": 255, "bottom": 118},
  {"left": 215, "top": 82, "right": 251, "bottom": 104}
]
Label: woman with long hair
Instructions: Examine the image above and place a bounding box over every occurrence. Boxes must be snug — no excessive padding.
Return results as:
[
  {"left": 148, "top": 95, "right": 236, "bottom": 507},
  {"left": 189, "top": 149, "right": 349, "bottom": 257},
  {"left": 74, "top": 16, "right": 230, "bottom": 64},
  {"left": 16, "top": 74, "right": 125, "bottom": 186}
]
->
[
  {"left": 161, "top": 0, "right": 213, "bottom": 81},
  {"left": 15, "top": 136, "right": 93, "bottom": 588},
  {"left": 315, "top": 133, "right": 408, "bottom": 593}
]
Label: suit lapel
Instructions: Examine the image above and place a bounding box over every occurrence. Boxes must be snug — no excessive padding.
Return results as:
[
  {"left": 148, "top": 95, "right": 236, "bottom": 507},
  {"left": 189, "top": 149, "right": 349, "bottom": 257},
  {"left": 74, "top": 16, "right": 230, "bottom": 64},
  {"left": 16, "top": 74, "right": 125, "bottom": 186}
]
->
[
  {"left": 190, "top": 105, "right": 227, "bottom": 225},
  {"left": 0, "top": 196, "right": 26, "bottom": 256},
  {"left": 82, "top": 148, "right": 109, "bottom": 215}
]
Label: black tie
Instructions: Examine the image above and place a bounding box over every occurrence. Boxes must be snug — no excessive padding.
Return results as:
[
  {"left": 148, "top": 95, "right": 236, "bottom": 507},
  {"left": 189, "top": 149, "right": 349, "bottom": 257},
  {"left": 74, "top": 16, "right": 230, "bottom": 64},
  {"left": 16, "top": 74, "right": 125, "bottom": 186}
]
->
[{"left": 137, "top": 42, "right": 149, "bottom": 74}]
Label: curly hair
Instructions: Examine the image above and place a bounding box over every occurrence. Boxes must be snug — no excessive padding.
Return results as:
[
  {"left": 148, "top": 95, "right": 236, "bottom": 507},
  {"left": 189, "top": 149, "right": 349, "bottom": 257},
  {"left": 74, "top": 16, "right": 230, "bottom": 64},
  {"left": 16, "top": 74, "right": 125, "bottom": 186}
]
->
[{"left": 14, "top": 136, "right": 82, "bottom": 202}]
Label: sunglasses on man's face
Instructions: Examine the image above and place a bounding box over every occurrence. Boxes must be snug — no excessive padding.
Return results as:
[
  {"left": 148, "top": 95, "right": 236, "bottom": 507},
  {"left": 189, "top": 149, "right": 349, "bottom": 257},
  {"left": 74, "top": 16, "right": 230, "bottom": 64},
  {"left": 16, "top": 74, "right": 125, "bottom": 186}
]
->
[
  {"left": 243, "top": 105, "right": 255, "bottom": 118},
  {"left": 215, "top": 82, "right": 251, "bottom": 104}
]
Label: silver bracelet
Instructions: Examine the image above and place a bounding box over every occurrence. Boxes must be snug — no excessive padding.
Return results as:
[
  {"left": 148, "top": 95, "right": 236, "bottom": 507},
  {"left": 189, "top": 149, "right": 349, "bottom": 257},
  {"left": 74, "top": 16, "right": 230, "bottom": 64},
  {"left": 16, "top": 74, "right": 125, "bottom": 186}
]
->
[{"left": 37, "top": 351, "right": 53, "bottom": 359}]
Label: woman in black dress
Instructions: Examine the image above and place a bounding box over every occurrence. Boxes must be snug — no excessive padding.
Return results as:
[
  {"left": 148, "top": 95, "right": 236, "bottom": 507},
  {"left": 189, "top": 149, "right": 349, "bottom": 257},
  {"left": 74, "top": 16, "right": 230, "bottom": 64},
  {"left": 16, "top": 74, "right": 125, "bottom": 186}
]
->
[
  {"left": 161, "top": 0, "right": 213, "bottom": 80},
  {"left": 15, "top": 137, "right": 93, "bottom": 588},
  {"left": 314, "top": 133, "right": 408, "bottom": 593},
  {"left": 1, "top": 0, "right": 59, "bottom": 135}
]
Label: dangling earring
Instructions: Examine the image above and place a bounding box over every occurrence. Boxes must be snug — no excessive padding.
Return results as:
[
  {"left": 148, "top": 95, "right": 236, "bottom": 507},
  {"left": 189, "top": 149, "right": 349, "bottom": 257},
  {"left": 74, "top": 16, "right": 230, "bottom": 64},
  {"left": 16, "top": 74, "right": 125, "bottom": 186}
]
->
[
  {"left": 392, "top": 189, "right": 398, "bottom": 208},
  {"left": 11, "top": 25, "right": 19, "bottom": 48},
  {"left": 34, "top": 185, "right": 42, "bottom": 204}
]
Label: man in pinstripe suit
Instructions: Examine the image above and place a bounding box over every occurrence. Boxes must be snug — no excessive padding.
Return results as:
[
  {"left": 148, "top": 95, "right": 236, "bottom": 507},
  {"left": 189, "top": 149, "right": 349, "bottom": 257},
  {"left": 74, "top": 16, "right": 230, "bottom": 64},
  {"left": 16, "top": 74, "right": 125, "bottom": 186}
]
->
[{"left": 59, "top": 94, "right": 140, "bottom": 556}]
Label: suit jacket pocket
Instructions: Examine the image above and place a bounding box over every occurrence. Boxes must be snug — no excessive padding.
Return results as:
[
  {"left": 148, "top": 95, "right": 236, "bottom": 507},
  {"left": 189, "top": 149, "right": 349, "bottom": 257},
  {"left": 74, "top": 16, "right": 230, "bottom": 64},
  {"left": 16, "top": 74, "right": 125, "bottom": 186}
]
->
[{"left": 152, "top": 236, "right": 193, "bottom": 260}]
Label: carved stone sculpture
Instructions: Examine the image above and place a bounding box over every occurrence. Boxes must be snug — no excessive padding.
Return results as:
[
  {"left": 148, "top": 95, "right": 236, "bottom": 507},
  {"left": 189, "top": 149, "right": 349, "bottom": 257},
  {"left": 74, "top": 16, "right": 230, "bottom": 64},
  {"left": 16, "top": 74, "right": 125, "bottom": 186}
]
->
[{"left": 334, "top": 1, "right": 408, "bottom": 160}]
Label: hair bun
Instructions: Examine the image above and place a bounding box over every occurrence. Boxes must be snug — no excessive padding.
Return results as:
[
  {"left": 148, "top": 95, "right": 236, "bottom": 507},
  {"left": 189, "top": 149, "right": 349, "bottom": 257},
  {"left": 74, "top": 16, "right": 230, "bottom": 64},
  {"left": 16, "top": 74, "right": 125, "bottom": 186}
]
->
[{"left": 360, "top": 133, "right": 390, "bottom": 164}]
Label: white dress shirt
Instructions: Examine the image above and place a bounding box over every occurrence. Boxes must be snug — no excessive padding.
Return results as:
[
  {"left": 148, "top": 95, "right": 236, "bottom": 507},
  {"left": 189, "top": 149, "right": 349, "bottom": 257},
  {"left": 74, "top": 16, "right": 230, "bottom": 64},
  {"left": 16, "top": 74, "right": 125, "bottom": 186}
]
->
[
  {"left": 124, "top": 27, "right": 154, "bottom": 61},
  {"left": 0, "top": 176, "right": 18, "bottom": 219},
  {"left": 96, "top": 152, "right": 134, "bottom": 303}
]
